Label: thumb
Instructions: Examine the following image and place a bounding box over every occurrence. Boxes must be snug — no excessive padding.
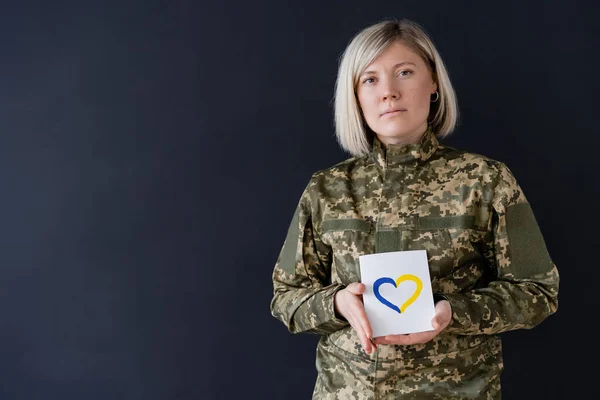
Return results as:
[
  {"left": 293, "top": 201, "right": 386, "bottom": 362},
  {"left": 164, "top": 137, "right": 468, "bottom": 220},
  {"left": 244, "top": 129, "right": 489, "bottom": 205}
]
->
[
  {"left": 431, "top": 315, "right": 440, "bottom": 330},
  {"left": 346, "top": 282, "right": 366, "bottom": 295}
]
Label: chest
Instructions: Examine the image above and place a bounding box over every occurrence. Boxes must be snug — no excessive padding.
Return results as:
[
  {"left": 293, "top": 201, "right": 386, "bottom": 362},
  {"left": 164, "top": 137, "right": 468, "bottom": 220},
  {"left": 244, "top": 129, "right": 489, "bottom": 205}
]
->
[{"left": 316, "top": 165, "right": 494, "bottom": 287}]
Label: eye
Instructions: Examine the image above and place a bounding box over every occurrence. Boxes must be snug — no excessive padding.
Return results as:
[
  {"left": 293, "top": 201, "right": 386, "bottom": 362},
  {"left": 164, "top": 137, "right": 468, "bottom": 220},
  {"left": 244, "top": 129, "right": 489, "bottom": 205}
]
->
[
  {"left": 362, "top": 77, "right": 375, "bottom": 84},
  {"left": 397, "top": 69, "right": 413, "bottom": 77}
]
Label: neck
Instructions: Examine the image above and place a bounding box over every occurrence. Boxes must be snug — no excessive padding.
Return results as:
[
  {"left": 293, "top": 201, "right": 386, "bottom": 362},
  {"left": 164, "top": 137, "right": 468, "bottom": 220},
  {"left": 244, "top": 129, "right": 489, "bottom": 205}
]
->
[{"left": 369, "top": 124, "right": 439, "bottom": 170}]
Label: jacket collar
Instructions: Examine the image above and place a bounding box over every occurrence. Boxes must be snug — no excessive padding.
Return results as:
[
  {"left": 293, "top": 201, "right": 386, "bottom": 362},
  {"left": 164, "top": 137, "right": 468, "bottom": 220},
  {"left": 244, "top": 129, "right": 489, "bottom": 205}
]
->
[{"left": 370, "top": 125, "right": 439, "bottom": 169}]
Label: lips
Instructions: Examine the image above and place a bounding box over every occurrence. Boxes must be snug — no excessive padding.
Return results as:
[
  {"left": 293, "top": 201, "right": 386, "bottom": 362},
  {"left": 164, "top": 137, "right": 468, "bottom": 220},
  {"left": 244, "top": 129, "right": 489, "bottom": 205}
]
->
[{"left": 381, "top": 108, "right": 406, "bottom": 116}]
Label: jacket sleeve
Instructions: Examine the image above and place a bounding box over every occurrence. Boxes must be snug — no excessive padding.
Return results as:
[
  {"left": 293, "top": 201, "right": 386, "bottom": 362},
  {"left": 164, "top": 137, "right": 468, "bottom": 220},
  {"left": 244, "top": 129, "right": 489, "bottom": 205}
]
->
[
  {"left": 270, "top": 177, "right": 349, "bottom": 335},
  {"left": 440, "top": 163, "right": 559, "bottom": 335}
]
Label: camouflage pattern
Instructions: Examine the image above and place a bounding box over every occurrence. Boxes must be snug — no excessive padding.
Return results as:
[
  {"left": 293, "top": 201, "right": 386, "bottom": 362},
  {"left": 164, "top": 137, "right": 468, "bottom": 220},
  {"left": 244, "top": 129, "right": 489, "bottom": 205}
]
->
[{"left": 270, "top": 126, "right": 559, "bottom": 399}]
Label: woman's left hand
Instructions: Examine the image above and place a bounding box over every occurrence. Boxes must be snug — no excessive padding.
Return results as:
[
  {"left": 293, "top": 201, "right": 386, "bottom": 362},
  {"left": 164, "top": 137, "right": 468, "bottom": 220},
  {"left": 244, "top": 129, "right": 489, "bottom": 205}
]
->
[{"left": 372, "top": 299, "right": 452, "bottom": 346}]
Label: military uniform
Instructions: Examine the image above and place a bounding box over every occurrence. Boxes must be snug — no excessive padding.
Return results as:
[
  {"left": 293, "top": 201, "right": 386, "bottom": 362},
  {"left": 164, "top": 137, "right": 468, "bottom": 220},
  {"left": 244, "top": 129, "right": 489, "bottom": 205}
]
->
[{"left": 270, "top": 127, "right": 559, "bottom": 399}]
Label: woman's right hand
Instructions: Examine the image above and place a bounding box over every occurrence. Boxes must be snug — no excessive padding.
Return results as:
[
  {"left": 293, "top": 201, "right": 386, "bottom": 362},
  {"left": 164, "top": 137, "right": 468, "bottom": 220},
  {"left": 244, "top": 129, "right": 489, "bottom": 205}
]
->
[{"left": 334, "top": 282, "right": 376, "bottom": 354}]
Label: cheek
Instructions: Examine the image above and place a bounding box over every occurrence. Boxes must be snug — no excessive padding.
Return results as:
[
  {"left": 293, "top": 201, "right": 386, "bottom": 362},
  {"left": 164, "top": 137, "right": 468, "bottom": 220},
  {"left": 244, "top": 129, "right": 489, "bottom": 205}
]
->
[
  {"left": 358, "top": 96, "right": 378, "bottom": 119},
  {"left": 408, "top": 85, "right": 432, "bottom": 108}
]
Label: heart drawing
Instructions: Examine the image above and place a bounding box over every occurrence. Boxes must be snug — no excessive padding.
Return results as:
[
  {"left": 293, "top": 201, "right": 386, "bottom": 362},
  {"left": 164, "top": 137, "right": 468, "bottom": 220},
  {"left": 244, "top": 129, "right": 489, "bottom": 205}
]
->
[{"left": 373, "top": 274, "right": 423, "bottom": 314}]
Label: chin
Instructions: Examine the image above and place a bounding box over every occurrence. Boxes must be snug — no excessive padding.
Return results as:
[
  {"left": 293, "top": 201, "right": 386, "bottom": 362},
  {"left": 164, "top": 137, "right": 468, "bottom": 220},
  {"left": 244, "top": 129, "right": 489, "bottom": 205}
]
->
[{"left": 378, "top": 122, "right": 424, "bottom": 138}]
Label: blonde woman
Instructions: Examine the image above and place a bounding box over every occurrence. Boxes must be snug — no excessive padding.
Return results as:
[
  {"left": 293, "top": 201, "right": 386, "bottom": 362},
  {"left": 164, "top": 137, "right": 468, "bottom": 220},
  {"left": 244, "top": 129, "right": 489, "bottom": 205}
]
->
[{"left": 271, "top": 18, "right": 559, "bottom": 399}]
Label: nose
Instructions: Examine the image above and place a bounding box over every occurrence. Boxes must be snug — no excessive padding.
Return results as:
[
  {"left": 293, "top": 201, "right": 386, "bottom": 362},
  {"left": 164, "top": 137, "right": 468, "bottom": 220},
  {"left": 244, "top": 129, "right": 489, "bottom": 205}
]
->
[{"left": 381, "top": 85, "right": 400, "bottom": 102}]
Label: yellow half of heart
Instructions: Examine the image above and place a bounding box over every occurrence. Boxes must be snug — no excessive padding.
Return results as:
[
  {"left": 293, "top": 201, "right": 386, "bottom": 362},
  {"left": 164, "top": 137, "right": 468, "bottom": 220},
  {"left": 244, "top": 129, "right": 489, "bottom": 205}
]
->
[{"left": 396, "top": 274, "right": 423, "bottom": 313}]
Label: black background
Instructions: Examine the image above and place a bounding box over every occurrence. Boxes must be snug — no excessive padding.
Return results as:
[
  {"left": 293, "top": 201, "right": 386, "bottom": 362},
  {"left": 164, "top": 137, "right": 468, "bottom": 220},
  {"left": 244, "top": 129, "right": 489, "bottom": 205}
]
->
[{"left": 0, "top": 1, "right": 596, "bottom": 399}]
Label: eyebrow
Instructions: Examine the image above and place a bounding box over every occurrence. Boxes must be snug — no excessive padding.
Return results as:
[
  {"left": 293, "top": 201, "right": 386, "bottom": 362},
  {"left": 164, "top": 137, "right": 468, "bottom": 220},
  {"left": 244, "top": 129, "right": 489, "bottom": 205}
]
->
[{"left": 360, "top": 61, "right": 417, "bottom": 77}]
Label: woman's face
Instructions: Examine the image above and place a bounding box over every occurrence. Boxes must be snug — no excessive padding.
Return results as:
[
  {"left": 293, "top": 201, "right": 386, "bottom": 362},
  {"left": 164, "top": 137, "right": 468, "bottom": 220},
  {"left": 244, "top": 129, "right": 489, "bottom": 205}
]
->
[{"left": 356, "top": 40, "right": 437, "bottom": 146}]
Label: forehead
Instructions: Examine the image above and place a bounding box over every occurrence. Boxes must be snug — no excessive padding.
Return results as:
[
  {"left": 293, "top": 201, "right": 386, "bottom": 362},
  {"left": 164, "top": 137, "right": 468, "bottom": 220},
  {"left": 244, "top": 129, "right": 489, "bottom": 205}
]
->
[{"left": 366, "top": 40, "right": 425, "bottom": 69}]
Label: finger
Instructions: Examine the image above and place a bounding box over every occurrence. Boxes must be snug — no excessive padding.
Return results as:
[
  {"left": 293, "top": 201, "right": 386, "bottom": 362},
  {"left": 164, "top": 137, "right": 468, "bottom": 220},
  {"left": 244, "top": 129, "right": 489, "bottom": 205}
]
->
[
  {"left": 353, "top": 291, "right": 375, "bottom": 350},
  {"left": 372, "top": 336, "right": 389, "bottom": 345},
  {"left": 369, "top": 336, "right": 377, "bottom": 351},
  {"left": 356, "top": 317, "right": 374, "bottom": 353},
  {"left": 360, "top": 330, "right": 373, "bottom": 354},
  {"left": 344, "top": 294, "right": 371, "bottom": 337},
  {"left": 376, "top": 330, "right": 439, "bottom": 346},
  {"left": 355, "top": 304, "right": 373, "bottom": 340},
  {"left": 384, "top": 333, "right": 420, "bottom": 346},
  {"left": 432, "top": 305, "right": 451, "bottom": 331},
  {"left": 436, "top": 300, "right": 452, "bottom": 324},
  {"left": 355, "top": 283, "right": 366, "bottom": 294},
  {"left": 431, "top": 315, "right": 440, "bottom": 330},
  {"left": 373, "top": 334, "right": 398, "bottom": 345},
  {"left": 348, "top": 316, "right": 372, "bottom": 354},
  {"left": 385, "top": 334, "right": 410, "bottom": 345},
  {"left": 346, "top": 282, "right": 366, "bottom": 295}
]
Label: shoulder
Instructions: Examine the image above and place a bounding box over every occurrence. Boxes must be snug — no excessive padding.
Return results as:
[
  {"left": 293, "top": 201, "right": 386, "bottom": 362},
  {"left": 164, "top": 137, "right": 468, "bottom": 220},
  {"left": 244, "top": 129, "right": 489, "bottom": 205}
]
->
[
  {"left": 434, "top": 143, "right": 511, "bottom": 181},
  {"left": 297, "top": 156, "right": 367, "bottom": 202},
  {"left": 314, "top": 155, "right": 364, "bottom": 174},
  {"left": 436, "top": 142, "right": 525, "bottom": 205},
  {"left": 308, "top": 156, "right": 367, "bottom": 182}
]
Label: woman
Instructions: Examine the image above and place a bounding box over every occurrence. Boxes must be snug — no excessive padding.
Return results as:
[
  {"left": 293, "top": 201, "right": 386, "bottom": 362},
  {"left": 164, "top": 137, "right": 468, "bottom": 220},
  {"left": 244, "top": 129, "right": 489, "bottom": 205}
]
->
[{"left": 270, "top": 18, "right": 559, "bottom": 399}]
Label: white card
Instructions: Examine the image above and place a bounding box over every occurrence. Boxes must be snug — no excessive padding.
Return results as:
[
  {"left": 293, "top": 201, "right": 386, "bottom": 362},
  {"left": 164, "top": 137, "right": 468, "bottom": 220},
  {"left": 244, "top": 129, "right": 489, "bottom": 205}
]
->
[{"left": 359, "top": 250, "right": 435, "bottom": 337}]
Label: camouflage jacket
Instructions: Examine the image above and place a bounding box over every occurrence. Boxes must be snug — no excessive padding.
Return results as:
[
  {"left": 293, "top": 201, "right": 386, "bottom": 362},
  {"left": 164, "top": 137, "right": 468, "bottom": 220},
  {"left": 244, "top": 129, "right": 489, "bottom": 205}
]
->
[{"left": 270, "top": 127, "right": 559, "bottom": 399}]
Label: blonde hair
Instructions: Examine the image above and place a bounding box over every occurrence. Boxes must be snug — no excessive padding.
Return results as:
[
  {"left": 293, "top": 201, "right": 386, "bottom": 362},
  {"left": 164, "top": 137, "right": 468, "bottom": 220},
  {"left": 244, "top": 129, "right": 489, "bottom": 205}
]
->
[{"left": 333, "top": 19, "right": 459, "bottom": 157}]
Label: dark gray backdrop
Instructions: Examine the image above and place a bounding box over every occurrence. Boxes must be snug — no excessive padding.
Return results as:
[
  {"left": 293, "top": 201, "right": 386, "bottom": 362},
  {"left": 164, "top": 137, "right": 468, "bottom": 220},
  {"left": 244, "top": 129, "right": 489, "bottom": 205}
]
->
[{"left": 0, "top": 0, "right": 596, "bottom": 399}]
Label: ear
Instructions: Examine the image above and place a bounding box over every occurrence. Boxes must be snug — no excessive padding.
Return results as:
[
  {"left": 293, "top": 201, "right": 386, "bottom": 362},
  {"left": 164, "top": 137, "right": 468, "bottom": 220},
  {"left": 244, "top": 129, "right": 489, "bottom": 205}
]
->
[{"left": 432, "top": 80, "right": 438, "bottom": 93}]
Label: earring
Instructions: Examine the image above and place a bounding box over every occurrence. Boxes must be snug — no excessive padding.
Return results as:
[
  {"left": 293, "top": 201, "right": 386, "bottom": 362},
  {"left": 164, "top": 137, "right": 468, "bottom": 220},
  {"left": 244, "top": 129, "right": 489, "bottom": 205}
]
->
[{"left": 431, "top": 91, "right": 439, "bottom": 103}]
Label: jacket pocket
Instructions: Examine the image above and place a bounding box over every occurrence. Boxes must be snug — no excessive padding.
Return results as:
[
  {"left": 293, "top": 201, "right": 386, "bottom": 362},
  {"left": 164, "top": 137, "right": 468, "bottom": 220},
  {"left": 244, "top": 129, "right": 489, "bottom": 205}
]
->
[
  {"left": 407, "top": 215, "right": 476, "bottom": 279},
  {"left": 403, "top": 228, "right": 455, "bottom": 278},
  {"left": 326, "top": 326, "right": 372, "bottom": 361},
  {"left": 322, "top": 218, "right": 374, "bottom": 285}
]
